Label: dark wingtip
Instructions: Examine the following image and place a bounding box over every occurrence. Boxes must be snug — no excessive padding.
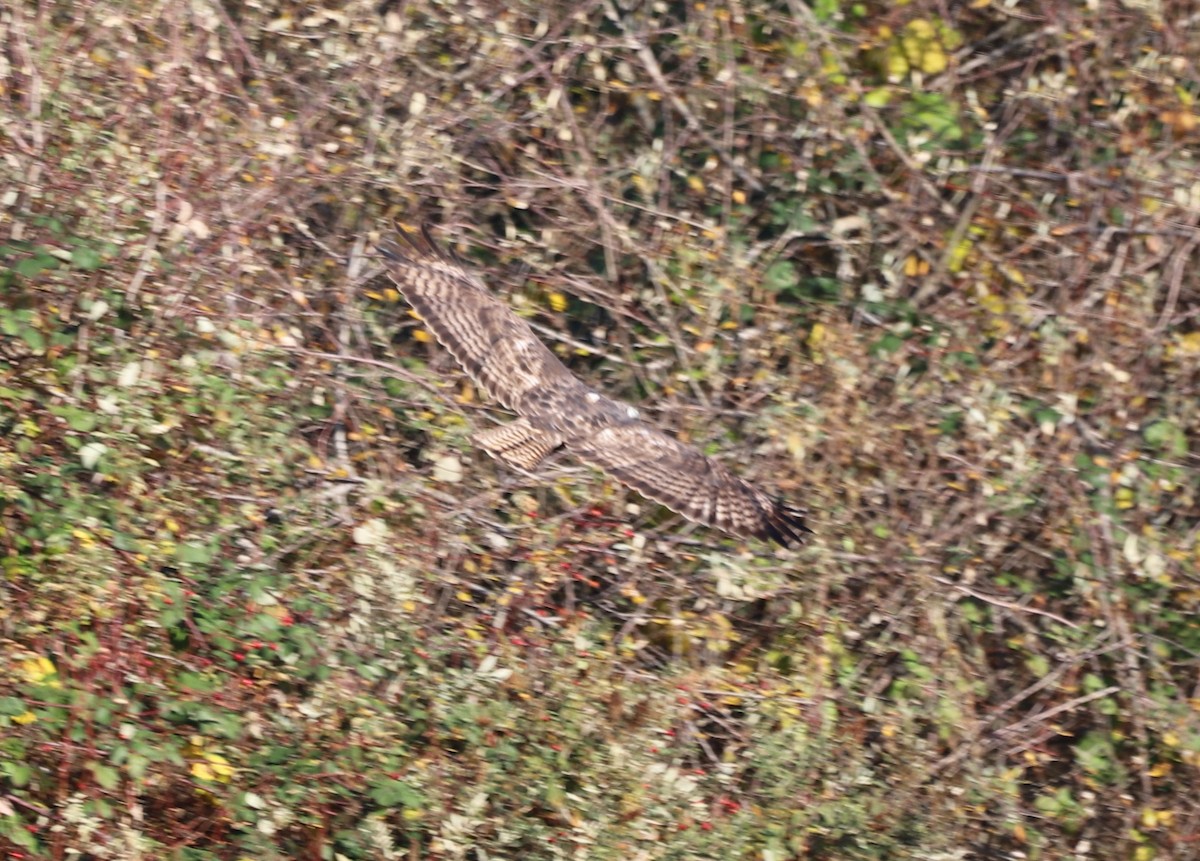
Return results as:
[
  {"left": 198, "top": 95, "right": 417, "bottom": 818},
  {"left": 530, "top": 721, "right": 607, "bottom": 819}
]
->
[
  {"left": 376, "top": 223, "right": 465, "bottom": 268},
  {"left": 375, "top": 237, "right": 405, "bottom": 262},
  {"left": 760, "top": 502, "right": 812, "bottom": 547},
  {"left": 376, "top": 223, "right": 434, "bottom": 262}
]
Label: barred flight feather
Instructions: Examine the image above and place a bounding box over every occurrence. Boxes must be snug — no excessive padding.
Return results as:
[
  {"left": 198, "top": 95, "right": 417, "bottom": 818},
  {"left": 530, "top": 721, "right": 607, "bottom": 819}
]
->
[{"left": 376, "top": 224, "right": 811, "bottom": 547}]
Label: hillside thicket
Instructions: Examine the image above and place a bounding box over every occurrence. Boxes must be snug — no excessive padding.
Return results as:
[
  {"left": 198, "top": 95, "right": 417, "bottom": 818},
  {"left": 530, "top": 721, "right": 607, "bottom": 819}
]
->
[{"left": 2, "top": 1, "right": 1199, "bottom": 859}]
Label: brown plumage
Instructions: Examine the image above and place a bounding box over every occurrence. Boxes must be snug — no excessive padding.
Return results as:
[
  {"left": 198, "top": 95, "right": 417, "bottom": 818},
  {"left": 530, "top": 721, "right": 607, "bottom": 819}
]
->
[{"left": 376, "top": 225, "right": 811, "bottom": 547}]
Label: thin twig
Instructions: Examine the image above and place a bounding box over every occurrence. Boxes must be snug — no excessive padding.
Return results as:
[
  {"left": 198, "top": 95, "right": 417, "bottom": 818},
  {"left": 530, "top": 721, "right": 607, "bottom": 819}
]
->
[
  {"left": 1152, "top": 215, "right": 1200, "bottom": 334},
  {"left": 931, "top": 574, "right": 1080, "bottom": 629}
]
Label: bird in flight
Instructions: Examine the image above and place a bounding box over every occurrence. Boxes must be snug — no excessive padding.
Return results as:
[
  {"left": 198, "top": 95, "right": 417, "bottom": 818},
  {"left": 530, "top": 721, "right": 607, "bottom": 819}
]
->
[{"left": 375, "top": 225, "right": 810, "bottom": 546}]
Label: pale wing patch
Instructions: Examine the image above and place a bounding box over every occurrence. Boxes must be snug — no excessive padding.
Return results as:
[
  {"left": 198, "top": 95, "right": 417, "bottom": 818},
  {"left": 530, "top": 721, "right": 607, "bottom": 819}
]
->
[{"left": 475, "top": 418, "right": 563, "bottom": 471}]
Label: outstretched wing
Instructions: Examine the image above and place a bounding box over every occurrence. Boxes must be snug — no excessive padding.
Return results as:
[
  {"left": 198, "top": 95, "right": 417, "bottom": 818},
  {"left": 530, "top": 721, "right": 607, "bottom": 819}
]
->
[
  {"left": 376, "top": 224, "right": 811, "bottom": 547},
  {"left": 376, "top": 226, "right": 575, "bottom": 411},
  {"left": 567, "top": 423, "right": 811, "bottom": 546}
]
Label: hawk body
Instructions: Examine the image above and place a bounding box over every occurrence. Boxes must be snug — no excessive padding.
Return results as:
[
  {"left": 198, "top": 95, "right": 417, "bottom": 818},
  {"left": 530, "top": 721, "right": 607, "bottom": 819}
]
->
[{"left": 377, "top": 226, "right": 810, "bottom": 547}]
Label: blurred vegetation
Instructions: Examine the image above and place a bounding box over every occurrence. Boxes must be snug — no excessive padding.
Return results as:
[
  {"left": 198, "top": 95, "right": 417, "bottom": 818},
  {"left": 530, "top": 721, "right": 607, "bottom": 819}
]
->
[{"left": 2, "top": 0, "right": 1199, "bottom": 859}]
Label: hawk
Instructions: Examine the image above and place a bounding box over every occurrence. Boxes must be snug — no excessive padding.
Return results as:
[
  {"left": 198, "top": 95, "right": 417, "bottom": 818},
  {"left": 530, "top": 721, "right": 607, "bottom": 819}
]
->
[{"left": 376, "top": 225, "right": 810, "bottom": 546}]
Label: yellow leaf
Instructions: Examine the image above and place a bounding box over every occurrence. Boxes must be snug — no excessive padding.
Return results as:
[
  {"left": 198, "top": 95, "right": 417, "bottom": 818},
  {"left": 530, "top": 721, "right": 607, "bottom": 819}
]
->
[
  {"left": 548, "top": 292, "right": 568, "bottom": 312},
  {"left": 13, "top": 711, "right": 37, "bottom": 725},
  {"left": 864, "top": 87, "right": 892, "bottom": 108},
  {"left": 202, "top": 752, "right": 234, "bottom": 782},
  {"left": 413, "top": 329, "right": 431, "bottom": 343},
  {"left": 687, "top": 175, "right": 705, "bottom": 193},
  {"left": 20, "top": 656, "right": 59, "bottom": 686},
  {"left": 731, "top": 189, "right": 746, "bottom": 205},
  {"left": 1177, "top": 332, "right": 1200, "bottom": 354},
  {"left": 907, "top": 19, "right": 934, "bottom": 38},
  {"left": 885, "top": 45, "right": 909, "bottom": 79},
  {"left": 1002, "top": 265, "right": 1026, "bottom": 286},
  {"left": 919, "top": 45, "right": 948, "bottom": 75},
  {"left": 980, "top": 293, "right": 1006, "bottom": 315},
  {"left": 904, "top": 254, "right": 928, "bottom": 277}
]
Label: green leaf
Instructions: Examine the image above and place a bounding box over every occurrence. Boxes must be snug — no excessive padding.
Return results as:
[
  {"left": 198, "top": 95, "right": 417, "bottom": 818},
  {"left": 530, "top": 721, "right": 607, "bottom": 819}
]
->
[
  {"left": 91, "top": 762, "right": 120, "bottom": 790},
  {"left": 1143, "top": 420, "right": 1186, "bottom": 457},
  {"left": 369, "top": 777, "right": 424, "bottom": 809},
  {"left": 178, "top": 672, "right": 220, "bottom": 693},
  {"left": 1025, "top": 654, "right": 1050, "bottom": 677},
  {"left": 126, "top": 753, "right": 150, "bottom": 781},
  {"left": 864, "top": 87, "right": 892, "bottom": 108},
  {"left": 762, "top": 260, "right": 799, "bottom": 294},
  {"left": 811, "top": 0, "right": 838, "bottom": 23},
  {"left": 71, "top": 246, "right": 105, "bottom": 271},
  {"left": 177, "top": 541, "right": 214, "bottom": 564},
  {"left": 15, "top": 253, "right": 60, "bottom": 278},
  {"left": 20, "top": 328, "right": 45, "bottom": 352},
  {"left": 50, "top": 405, "right": 99, "bottom": 432},
  {"left": 544, "top": 776, "right": 565, "bottom": 808},
  {"left": 112, "top": 531, "right": 142, "bottom": 552},
  {"left": 2, "top": 761, "right": 32, "bottom": 787},
  {"left": 0, "top": 816, "right": 38, "bottom": 850},
  {"left": 870, "top": 332, "right": 904, "bottom": 356}
]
